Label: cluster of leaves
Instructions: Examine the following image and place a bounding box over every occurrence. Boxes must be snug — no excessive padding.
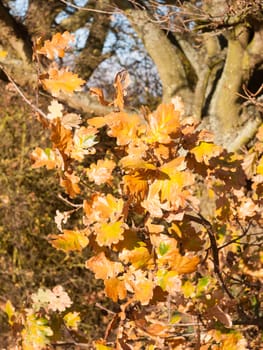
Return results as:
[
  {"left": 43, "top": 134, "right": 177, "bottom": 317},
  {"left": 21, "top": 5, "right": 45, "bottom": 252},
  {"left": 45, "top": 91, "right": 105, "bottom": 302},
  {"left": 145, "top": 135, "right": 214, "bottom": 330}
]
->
[
  {"left": 5, "top": 32, "right": 263, "bottom": 349},
  {"left": 4, "top": 286, "right": 81, "bottom": 349}
]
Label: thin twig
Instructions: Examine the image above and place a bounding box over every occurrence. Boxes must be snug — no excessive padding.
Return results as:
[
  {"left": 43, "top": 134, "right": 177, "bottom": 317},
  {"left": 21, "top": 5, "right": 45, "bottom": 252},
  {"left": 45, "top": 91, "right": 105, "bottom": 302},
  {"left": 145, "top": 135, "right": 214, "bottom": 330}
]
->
[
  {"left": 0, "top": 64, "right": 48, "bottom": 119},
  {"left": 59, "top": 0, "right": 118, "bottom": 15}
]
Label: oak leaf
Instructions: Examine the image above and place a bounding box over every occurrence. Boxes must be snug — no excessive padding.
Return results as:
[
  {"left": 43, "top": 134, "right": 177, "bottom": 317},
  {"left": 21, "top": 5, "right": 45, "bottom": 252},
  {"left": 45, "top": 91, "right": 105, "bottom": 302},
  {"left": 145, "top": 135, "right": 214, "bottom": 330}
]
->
[
  {"left": 31, "top": 147, "right": 63, "bottom": 170},
  {"left": 144, "top": 103, "right": 180, "bottom": 144},
  {"left": 190, "top": 141, "right": 223, "bottom": 165},
  {"left": 86, "top": 159, "right": 116, "bottom": 185},
  {"left": 94, "top": 221, "right": 126, "bottom": 247},
  {"left": 48, "top": 229, "right": 90, "bottom": 253},
  {"left": 86, "top": 252, "right": 124, "bottom": 280},
  {"left": 41, "top": 65, "right": 85, "bottom": 96},
  {"left": 60, "top": 171, "right": 81, "bottom": 198},
  {"left": 37, "top": 31, "right": 74, "bottom": 59},
  {"left": 104, "top": 277, "right": 127, "bottom": 302},
  {"left": 133, "top": 278, "right": 154, "bottom": 305}
]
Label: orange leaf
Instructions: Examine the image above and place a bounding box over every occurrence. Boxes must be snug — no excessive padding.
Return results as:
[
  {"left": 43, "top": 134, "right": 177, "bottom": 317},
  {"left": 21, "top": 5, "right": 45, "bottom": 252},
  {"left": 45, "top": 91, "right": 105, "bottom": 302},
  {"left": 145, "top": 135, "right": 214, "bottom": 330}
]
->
[
  {"left": 144, "top": 103, "right": 180, "bottom": 144},
  {"left": 86, "top": 252, "right": 124, "bottom": 280},
  {"left": 83, "top": 193, "right": 124, "bottom": 224},
  {"left": 60, "top": 171, "right": 80, "bottom": 198},
  {"left": 105, "top": 112, "right": 142, "bottom": 146},
  {"left": 41, "top": 65, "right": 85, "bottom": 96},
  {"left": 48, "top": 229, "right": 89, "bottom": 253},
  {"left": 31, "top": 147, "right": 63, "bottom": 170},
  {"left": 37, "top": 31, "right": 74, "bottom": 59},
  {"left": 90, "top": 87, "right": 110, "bottom": 106},
  {"left": 113, "top": 70, "right": 130, "bottom": 110},
  {"left": 134, "top": 278, "right": 154, "bottom": 305},
  {"left": 104, "top": 278, "right": 127, "bottom": 302}
]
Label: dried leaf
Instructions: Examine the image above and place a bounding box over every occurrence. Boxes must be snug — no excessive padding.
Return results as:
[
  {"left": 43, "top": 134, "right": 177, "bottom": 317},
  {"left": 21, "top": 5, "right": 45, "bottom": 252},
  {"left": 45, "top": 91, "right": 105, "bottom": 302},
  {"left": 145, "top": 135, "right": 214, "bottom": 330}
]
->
[
  {"left": 94, "top": 221, "right": 126, "bottom": 247},
  {"left": 41, "top": 65, "right": 85, "bottom": 96},
  {"left": 37, "top": 31, "right": 74, "bottom": 59},
  {"left": 60, "top": 171, "right": 81, "bottom": 198},
  {"left": 190, "top": 142, "right": 223, "bottom": 165},
  {"left": 62, "top": 113, "right": 82, "bottom": 130},
  {"left": 90, "top": 87, "right": 110, "bottom": 106},
  {"left": 46, "top": 99, "right": 64, "bottom": 120},
  {"left": 49, "top": 229, "right": 89, "bottom": 253},
  {"left": 104, "top": 278, "right": 127, "bottom": 302},
  {"left": 86, "top": 252, "right": 124, "bottom": 280},
  {"left": 86, "top": 159, "right": 116, "bottom": 185}
]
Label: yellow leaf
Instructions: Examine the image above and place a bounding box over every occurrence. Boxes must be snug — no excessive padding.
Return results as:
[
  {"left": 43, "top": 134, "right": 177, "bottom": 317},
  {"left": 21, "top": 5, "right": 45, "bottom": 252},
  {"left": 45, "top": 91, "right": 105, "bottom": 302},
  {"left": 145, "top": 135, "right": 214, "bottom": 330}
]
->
[
  {"left": 48, "top": 229, "right": 90, "bottom": 253},
  {"left": 144, "top": 103, "right": 180, "bottom": 144},
  {"left": 41, "top": 65, "right": 85, "bottom": 95},
  {"left": 190, "top": 141, "right": 223, "bottom": 165},
  {"left": 63, "top": 312, "right": 81, "bottom": 330},
  {"left": 4, "top": 300, "right": 16, "bottom": 326},
  {"left": 256, "top": 155, "right": 263, "bottom": 175},
  {"left": 86, "top": 252, "right": 124, "bottom": 280},
  {"left": 119, "top": 246, "right": 154, "bottom": 269},
  {"left": 0, "top": 50, "right": 7, "bottom": 58},
  {"left": 95, "top": 221, "right": 126, "bottom": 247}
]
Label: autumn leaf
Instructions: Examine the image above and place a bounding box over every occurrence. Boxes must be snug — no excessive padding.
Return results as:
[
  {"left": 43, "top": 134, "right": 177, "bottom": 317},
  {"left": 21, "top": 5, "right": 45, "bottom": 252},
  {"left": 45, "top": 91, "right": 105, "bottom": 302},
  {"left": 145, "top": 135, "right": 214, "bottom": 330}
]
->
[
  {"left": 123, "top": 172, "right": 149, "bottom": 202},
  {"left": 62, "top": 113, "right": 82, "bottom": 130},
  {"left": 71, "top": 126, "right": 98, "bottom": 161},
  {"left": 48, "top": 229, "right": 89, "bottom": 253},
  {"left": 60, "top": 171, "right": 81, "bottom": 198},
  {"left": 83, "top": 193, "right": 124, "bottom": 224},
  {"left": 104, "top": 277, "right": 127, "bottom": 302},
  {"left": 86, "top": 252, "right": 124, "bottom": 280},
  {"left": 41, "top": 65, "right": 85, "bottom": 96},
  {"left": 51, "top": 119, "right": 72, "bottom": 155},
  {"left": 190, "top": 141, "right": 223, "bottom": 165},
  {"left": 37, "top": 31, "right": 74, "bottom": 59},
  {"left": 133, "top": 278, "right": 154, "bottom": 305},
  {"left": 113, "top": 70, "right": 130, "bottom": 110},
  {"left": 105, "top": 112, "right": 142, "bottom": 146},
  {"left": 31, "top": 147, "right": 63, "bottom": 170},
  {"left": 22, "top": 313, "right": 53, "bottom": 350},
  {"left": 86, "top": 158, "right": 116, "bottom": 185},
  {"left": 156, "top": 269, "right": 181, "bottom": 294},
  {"left": 46, "top": 99, "right": 64, "bottom": 120},
  {"left": 144, "top": 103, "right": 180, "bottom": 144},
  {"left": 119, "top": 246, "right": 154, "bottom": 270},
  {"left": 90, "top": 87, "right": 110, "bottom": 106},
  {"left": 0, "top": 50, "right": 8, "bottom": 58},
  {"left": 63, "top": 311, "right": 81, "bottom": 330},
  {"left": 94, "top": 221, "right": 126, "bottom": 247}
]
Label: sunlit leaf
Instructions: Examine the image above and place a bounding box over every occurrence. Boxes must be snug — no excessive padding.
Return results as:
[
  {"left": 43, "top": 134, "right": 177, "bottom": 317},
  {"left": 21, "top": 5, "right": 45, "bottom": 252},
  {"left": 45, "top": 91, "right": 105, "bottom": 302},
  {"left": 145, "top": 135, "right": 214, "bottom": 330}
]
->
[
  {"left": 86, "top": 158, "right": 116, "bottom": 185},
  {"left": 190, "top": 141, "right": 223, "bottom": 165},
  {"left": 133, "top": 278, "right": 154, "bottom": 305},
  {"left": 144, "top": 103, "right": 180, "bottom": 144},
  {"left": 63, "top": 311, "right": 81, "bottom": 330},
  {"left": 86, "top": 252, "right": 124, "bottom": 280},
  {"left": 37, "top": 31, "right": 74, "bottom": 59},
  {"left": 31, "top": 147, "right": 63, "bottom": 170},
  {"left": 46, "top": 99, "right": 64, "bottom": 120},
  {"left": 114, "top": 70, "right": 130, "bottom": 110},
  {"left": 62, "top": 113, "right": 82, "bottom": 130},
  {"left": 48, "top": 229, "right": 90, "bottom": 253},
  {"left": 4, "top": 300, "right": 16, "bottom": 326},
  {"left": 60, "top": 171, "right": 81, "bottom": 198},
  {"left": 41, "top": 65, "right": 85, "bottom": 96},
  {"left": 22, "top": 313, "right": 53, "bottom": 350},
  {"left": 104, "top": 277, "right": 127, "bottom": 302},
  {"left": 119, "top": 246, "right": 154, "bottom": 270},
  {"left": 95, "top": 221, "right": 126, "bottom": 247}
]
